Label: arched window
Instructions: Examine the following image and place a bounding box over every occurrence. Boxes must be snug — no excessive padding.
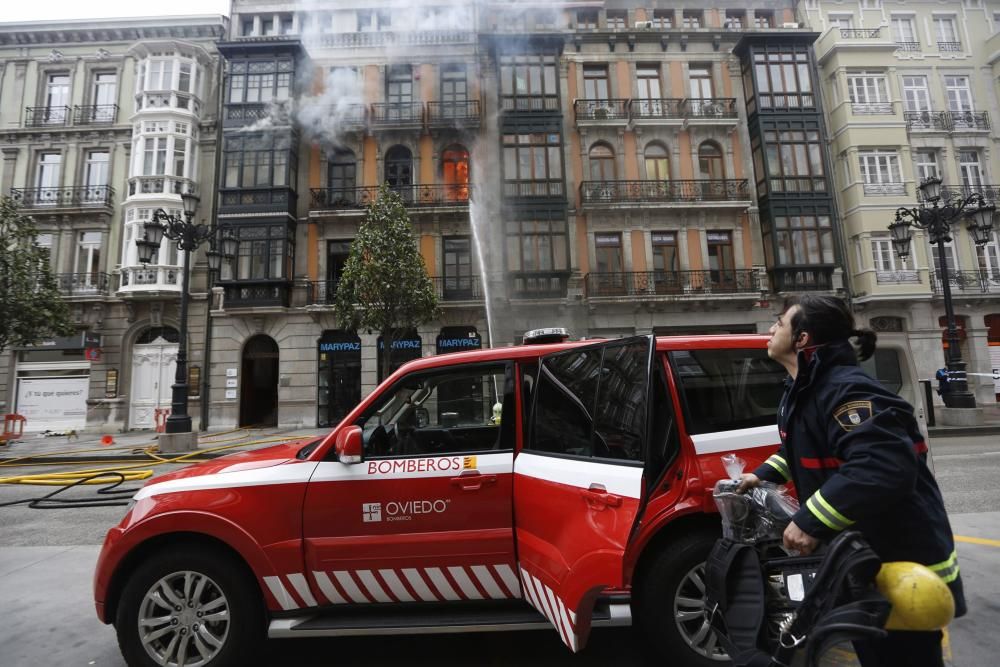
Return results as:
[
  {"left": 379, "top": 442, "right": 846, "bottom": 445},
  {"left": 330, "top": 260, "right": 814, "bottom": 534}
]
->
[
  {"left": 327, "top": 149, "right": 356, "bottom": 204},
  {"left": 136, "top": 326, "right": 180, "bottom": 344},
  {"left": 588, "top": 143, "right": 616, "bottom": 181},
  {"left": 644, "top": 143, "right": 670, "bottom": 180},
  {"left": 441, "top": 145, "right": 470, "bottom": 202},
  {"left": 385, "top": 145, "right": 413, "bottom": 202},
  {"left": 698, "top": 141, "right": 725, "bottom": 179}
]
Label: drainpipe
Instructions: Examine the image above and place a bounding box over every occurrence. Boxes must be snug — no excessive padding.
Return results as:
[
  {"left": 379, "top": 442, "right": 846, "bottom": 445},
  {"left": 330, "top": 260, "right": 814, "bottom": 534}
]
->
[{"left": 200, "top": 47, "right": 226, "bottom": 431}]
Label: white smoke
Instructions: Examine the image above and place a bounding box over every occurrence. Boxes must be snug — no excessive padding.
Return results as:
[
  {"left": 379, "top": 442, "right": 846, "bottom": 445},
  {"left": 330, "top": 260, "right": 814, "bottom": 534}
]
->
[{"left": 295, "top": 66, "right": 364, "bottom": 150}]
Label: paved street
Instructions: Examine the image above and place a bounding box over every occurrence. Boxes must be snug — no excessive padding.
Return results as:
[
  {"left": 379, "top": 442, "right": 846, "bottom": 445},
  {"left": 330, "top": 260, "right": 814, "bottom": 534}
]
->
[{"left": 0, "top": 432, "right": 997, "bottom": 666}]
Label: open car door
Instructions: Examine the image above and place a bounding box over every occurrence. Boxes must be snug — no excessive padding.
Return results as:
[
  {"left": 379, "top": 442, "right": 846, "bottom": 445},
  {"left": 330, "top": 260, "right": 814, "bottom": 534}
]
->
[{"left": 513, "top": 336, "right": 655, "bottom": 651}]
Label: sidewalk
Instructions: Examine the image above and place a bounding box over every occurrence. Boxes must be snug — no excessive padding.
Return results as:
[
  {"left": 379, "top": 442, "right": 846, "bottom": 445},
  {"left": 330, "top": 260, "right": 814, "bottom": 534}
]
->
[
  {"left": 0, "top": 425, "right": 327, "bottom": 463},
  {"left": 927, "top": 402, "right": 1000, "bottom": 438}
]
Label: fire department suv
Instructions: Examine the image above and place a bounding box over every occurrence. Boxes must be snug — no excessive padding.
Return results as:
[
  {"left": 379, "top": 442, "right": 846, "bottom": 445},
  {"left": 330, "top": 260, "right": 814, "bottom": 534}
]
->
[{"left": 93, "top": 331, "right": 924, "bottom": 667}]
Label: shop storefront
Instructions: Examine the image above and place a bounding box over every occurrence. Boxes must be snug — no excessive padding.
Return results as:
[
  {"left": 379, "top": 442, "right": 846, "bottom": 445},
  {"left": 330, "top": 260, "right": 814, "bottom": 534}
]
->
[
  {"left": 318, "top": 330, "right": 362, "bottom": 427},
  {"left": 436, "top": 326, "right": 483, "bottom": 355},
  {"left": 377, "top": 330, "right": 422, "bottom": 382},
  {"left": 14, "top": 333, "right": 100, "bottom": 432}
]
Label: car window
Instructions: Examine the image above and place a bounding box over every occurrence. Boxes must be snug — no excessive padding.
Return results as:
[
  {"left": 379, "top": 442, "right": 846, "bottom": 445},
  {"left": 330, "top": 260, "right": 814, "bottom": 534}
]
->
[
  {"left": 529, "top": 339, "right": 649, "bottom": 463},
  {"left": 860, "top": 348, "right": 903, "bottom": 394},
  {"left": 669, "top": 348, "right": 784, "bottom": 434},
  {"left": 357, "top": 363, "right": 510, "bottom": 457}
]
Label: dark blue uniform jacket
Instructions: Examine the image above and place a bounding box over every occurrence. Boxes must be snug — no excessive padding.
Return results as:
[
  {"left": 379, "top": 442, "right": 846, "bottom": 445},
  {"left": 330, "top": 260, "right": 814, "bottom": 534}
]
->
[{"left": 752, "top": 340, "right": 966, "bottom": 617}]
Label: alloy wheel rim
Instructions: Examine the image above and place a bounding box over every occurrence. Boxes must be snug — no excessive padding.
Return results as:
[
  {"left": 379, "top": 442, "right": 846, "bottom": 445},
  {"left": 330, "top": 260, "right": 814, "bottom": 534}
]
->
[
  {"left": 673, "top": 562, "right": 728, "bottom": 661},
  {"left": 137, "top": 570, "right": 230, "bottom": 667}
]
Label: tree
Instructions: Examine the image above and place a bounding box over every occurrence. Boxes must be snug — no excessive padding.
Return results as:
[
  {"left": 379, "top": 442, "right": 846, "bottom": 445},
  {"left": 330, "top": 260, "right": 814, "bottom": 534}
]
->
[
  {"left": 0, "top": 196, "right": 76, "bottom": 354},
  {"left": 333, "top": 184, "right": 438, "bottom": 381}
]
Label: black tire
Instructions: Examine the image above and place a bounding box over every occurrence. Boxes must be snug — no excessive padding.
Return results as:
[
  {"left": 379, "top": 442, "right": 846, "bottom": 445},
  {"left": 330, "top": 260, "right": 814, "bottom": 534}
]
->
[
  {"left": 634, "top": 530, "right": 731, "bottom": 667},
  {"left": 115, "top": 545, "right": 265, "bottom": 667}
]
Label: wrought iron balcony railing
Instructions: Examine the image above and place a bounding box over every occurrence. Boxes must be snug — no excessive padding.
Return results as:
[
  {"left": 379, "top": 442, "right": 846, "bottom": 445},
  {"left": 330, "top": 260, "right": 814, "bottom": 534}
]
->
[
  {"left": 683, "top": 98, "right": 738, "bottom": 118},
  {"left": 10, "top": 186, "right": 115, "bottom": 208},
  {"left": 426, "top": 100, "right": 481, "bottom": 125},
  {"left": 370, "top": 102, "right": 424, "bottom": 125},
  {"left": 55, "top": 272, "right": 111, "bottom": 295},
  {"left": 574, "top": 99, "right": 630, "bottom": 121},
  {"left": 904, "top": 110, "right": 950, "bottom": 131},
  {"left": 931, "top": 270, "right": 1000, "bottom": 294},
  {"left": 74, "top": 105, "right": 118, "bottom": 125},
  {"left": 430, "top": 276, "right": 484, "bottom": 301},
  {"left": 630, "top": 98, "right": 684, "bottom": 119},
  {"left": 585, "top": 270, "right": 760, "bottom": 297},
  {"left": 25, "top": 106, "right": 71, "bottom": 126},
  {"left": 580, "top": 179, "right": 750, "bottom": 204},
  {"left": 895, "top": 41, "right": 921, "bottom": 52},
  {"left": 937, "top": 41, "right": 962, "bottom": 52},
  {"left": 840, "top": 28, "right": 881, "bottom": 39},
  {"left": 310, "top": 184, "right": 471, "bottom": 210},
  {"left": 940, "top": 184, "right": 1000, "bottom": 201},
  {"left": 509, "top": 271, "right": 569, "bottom": 299},
  {"left": 950, "top": 110, "right": 990, "bottom": 130}
]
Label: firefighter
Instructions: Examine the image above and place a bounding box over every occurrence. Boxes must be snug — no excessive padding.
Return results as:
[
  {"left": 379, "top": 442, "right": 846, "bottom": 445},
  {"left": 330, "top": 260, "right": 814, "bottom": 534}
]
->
[{"left": 738, "top": 294, "right": 966, "bottom": 667}]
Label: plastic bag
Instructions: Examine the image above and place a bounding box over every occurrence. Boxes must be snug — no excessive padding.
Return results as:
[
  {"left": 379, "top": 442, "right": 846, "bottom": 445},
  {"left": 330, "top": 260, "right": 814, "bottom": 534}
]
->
[{"left": 713, "top": 454, "right": 799, "bottom": 544}]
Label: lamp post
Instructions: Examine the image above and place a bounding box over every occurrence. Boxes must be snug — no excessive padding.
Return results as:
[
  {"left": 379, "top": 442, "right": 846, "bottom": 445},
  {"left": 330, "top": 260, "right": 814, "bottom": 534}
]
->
[
  {"left": 136, "top": 193, "right": 237, "bottom": 434},
  {"left": 889, "top": 177, "right": 996, "bottom": 409}
]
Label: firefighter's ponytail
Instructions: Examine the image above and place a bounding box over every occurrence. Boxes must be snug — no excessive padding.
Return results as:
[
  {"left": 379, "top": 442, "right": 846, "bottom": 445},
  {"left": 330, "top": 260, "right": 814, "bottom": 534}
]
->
[{"left": 784, "top": 295, "right": 877, "bottom": 360}]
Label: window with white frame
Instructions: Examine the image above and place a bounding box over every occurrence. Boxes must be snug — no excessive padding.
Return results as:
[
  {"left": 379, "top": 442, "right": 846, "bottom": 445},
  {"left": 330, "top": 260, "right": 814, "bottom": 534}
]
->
[
  {"left": 36, "top": 152, "right": 62, "bottom": 192},
  {"left": 930, "top": 240, "right": 958, "bottom": 276},
  {"left": 84, "top": 151, "right": 109, "bottom": 201},
  {"left": 860, "top": 0, "right": 882, "bottom": 9},
  {"left": 859, "top": 151, "right": 904, "bottom": 194},
  {"left": 847, "top": 71, "right": 891, "bottom": 113},
  {"left": 891, "top": 16, "right": 918, "bottom": 45},
  {"left": 828, "top": 14, "right": 853, "bottom": 30},
  {"left": 901, "top": 75, "right": 930, "bottom": 112},
  {"left": 914, "top": 150, "right": 939, "bottom": 182},
  {"left": 75, "top": 231, "right": 103, "bottom": 277},
  {"left": 147, "top": 59, "right": 174, "bottom": 91},
  {"left": 143, "top": 137, "right": 167, "bottom": 176},
  {"left": 976, "top": 231, "right": 1000, "bottom": 280},
  {"left": 934, "top": 16, "right": 960, "bottom": 47},
  {"left": 958, "top": 151, "right": 983, "bottom": 188},
  {"left": 945, "top": 75, "right": 973, "bottom": 112},
  {"left": 871, "top": 236, "right": 913, "bottom": 275}
]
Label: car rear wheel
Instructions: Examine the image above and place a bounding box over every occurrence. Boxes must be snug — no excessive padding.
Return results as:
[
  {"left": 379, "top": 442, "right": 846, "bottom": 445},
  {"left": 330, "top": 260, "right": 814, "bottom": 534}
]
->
[
  {"left": 635, "top": 530, "right": 730, "bottom": 666},
  {"left": 115, "top": 546, "right": 264, "bottom": 667}
]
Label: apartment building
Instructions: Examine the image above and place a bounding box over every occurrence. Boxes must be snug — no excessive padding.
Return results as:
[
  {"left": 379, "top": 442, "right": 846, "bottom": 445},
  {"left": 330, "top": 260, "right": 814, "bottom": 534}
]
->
[
  {"left": 208, "top": 0, "right": 843, "bottom": 429},
  {"left": 0, "top": 16, "right": 228, "bottom": 432},
  {"left": 797, "top": 0, "right": 1000, "bottom": 403}
]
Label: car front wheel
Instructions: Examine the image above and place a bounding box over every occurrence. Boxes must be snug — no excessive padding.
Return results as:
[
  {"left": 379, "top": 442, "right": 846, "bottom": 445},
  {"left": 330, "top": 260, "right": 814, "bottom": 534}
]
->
[
  {"left": 115, "top": 545, "right": 264, "bottom": 667},
  {"left": 635, "top": 530, "right": 730, "bottom": 666}
]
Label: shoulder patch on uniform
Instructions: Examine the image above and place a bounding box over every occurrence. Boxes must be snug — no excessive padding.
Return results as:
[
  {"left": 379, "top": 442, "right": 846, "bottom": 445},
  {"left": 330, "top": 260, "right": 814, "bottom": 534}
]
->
[{"left": 833, "top": 400, "right": 873, "bottom": 431}]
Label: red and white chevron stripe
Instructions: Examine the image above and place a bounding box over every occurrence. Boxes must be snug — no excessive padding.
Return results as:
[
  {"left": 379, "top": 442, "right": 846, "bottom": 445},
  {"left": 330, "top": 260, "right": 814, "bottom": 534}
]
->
[
  {"left": 519, "top": 567, "right": 578, "bottom": 652},
  {"left": 263, "top": 563, "right": 522, "bottom": 610}
]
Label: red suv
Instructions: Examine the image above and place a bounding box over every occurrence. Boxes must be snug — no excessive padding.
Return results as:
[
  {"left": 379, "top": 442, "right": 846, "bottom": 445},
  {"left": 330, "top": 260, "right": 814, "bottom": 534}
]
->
[{"left": 95, "top": 334, "right": 789, "bottom": 666}]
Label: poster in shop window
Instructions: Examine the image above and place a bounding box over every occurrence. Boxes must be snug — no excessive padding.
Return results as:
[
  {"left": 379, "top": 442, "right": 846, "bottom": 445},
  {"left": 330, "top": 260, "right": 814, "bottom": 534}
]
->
[{"left": 15, "top": 377, "right": 89, "bottom": 432}]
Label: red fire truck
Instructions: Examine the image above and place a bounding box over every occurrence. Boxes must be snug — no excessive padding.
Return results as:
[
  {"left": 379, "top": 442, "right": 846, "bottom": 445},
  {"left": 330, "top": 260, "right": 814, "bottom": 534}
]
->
[{"left": 94, "top": 330, "right": 921, "bottom": 667}]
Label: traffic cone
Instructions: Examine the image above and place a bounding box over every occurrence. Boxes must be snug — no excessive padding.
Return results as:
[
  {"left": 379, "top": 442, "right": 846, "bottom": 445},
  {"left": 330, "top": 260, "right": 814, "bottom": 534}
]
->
[{"left": 101, "top": 434, "right": 115, "bottom": 446}]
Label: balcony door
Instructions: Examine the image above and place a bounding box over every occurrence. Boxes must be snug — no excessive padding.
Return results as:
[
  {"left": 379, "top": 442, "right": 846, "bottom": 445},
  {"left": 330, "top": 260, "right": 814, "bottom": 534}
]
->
[
  {"left": 326, "top": 240, "right": 352, "bottom": 303},
  {"left": 635, "top": 64, "right": 662, "bottom": 116},
  {"left": 698, "top": 142, "right": 725, "bottom": 180},
  {"left": 959, "top": 151, "right": 983, "bottom": 190},
  {"left": 707, "top": 231, "right": 735, "bottom": 289},
  {"left": 385, "top": 145, "right": 413, "bottom": 202},
  {"left": 440, "top": 64, "right": 467, "bottom": 117},
  {"left": 44, "top": 73, "right": 70, "bottom": 124},
  {"left": 85, "top": 151, "right": 109, "bottom": 203},
  {"left": 386, "top": 64, "right": 412, "bottom": 120},
  {"left": 594, "top": 233, "right": 624, "bottom": 294},
  {"left": 902, "top": 76, "right": 930, "bottom": 112},
  {"left": 443, "top": 236, "right": 475, "bottom": 299},
  {"left": 327, "top": 149, "right": 357, "bottom": 205},
  {"left": 92, "top": 73, "right": 117, "bottom": 120},
  {"left": 35, "top": 153, "right": 62, "bottom": 205},
  {"left": 945, "top": 76, "right": 973, "bottom": 113},
  {"left": 74, "top": 232, "right": 103, "bottom": 289}
]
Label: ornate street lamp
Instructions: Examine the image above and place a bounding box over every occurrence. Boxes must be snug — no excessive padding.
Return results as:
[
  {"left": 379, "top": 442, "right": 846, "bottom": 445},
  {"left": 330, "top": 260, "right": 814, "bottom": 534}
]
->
[
  {"left": 136, "top": 196, "right": 237, "bottom": 434},
  {"left": 889, "top": 177, "right": 995, "bottom": 409}
]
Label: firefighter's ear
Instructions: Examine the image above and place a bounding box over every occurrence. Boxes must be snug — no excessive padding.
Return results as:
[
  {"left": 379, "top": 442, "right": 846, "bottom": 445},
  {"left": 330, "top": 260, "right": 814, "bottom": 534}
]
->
[{"left": 794, "top": 329, "right": 812, "bottom": 350}]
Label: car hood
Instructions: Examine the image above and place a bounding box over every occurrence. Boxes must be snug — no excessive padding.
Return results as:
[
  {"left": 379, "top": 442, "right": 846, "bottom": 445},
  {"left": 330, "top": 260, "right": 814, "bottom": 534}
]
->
[{"left": 144, "top": 441, "right": 309, "bottom": 486}]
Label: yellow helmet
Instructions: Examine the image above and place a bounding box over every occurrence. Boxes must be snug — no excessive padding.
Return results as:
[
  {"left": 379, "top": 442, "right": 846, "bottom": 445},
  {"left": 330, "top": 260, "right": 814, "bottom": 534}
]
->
[{"left": 876, "top": 561, "right": 955, "bottom": 631}]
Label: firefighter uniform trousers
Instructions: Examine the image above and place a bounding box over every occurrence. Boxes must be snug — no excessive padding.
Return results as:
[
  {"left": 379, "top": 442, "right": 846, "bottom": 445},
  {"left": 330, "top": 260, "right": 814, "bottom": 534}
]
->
[{"left": 752, "top": 341, "right": 966, "bottom": 666}]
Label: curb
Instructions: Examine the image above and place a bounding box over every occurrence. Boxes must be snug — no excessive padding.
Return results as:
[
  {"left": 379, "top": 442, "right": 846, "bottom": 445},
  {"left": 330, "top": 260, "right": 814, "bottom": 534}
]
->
[{"left": 0, "top": 452, "right": 229, "bottom": 464}]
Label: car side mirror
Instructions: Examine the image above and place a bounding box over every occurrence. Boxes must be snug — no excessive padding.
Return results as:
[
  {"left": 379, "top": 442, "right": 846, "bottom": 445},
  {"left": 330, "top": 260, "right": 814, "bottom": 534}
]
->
[
  {"left": 335, "top": 425, "right": 363, "bottom": 464},
  {"left": 414, "top": 407, "right": 429, "bottom": 428}
]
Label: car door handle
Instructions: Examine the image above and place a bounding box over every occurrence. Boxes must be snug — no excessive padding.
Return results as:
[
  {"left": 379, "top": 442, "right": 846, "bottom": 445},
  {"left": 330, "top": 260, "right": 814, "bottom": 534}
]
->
[
  {"left": 451, "top": 471, "right": 497, "bottom": 492},
  {"left": 581, "top": 483, "right": 623, "bottom": 510}
]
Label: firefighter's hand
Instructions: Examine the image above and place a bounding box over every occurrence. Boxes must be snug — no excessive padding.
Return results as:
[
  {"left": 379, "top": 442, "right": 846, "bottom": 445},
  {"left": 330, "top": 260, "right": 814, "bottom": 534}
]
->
[
  {"left": 783, "top": 521, "right": 820, "bottom": 555},
  {"left": 735, "top": 473, "right": 760, "bottom": 494}
]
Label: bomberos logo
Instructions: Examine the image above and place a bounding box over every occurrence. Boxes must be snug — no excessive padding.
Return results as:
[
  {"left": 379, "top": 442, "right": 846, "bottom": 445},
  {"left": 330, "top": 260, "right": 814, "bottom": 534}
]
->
[
  {"left": 363, "top": 498, "right": 451, "bottom": 522},
  {"left": 367, "top": 457, "right": 464, "bottom": 475}
]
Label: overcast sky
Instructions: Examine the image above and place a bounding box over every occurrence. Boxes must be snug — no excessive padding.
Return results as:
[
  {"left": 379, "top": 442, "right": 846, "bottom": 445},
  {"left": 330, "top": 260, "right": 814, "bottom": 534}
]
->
[{"left": 1, "top": 0, "right": 231, "bottom": 23}]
